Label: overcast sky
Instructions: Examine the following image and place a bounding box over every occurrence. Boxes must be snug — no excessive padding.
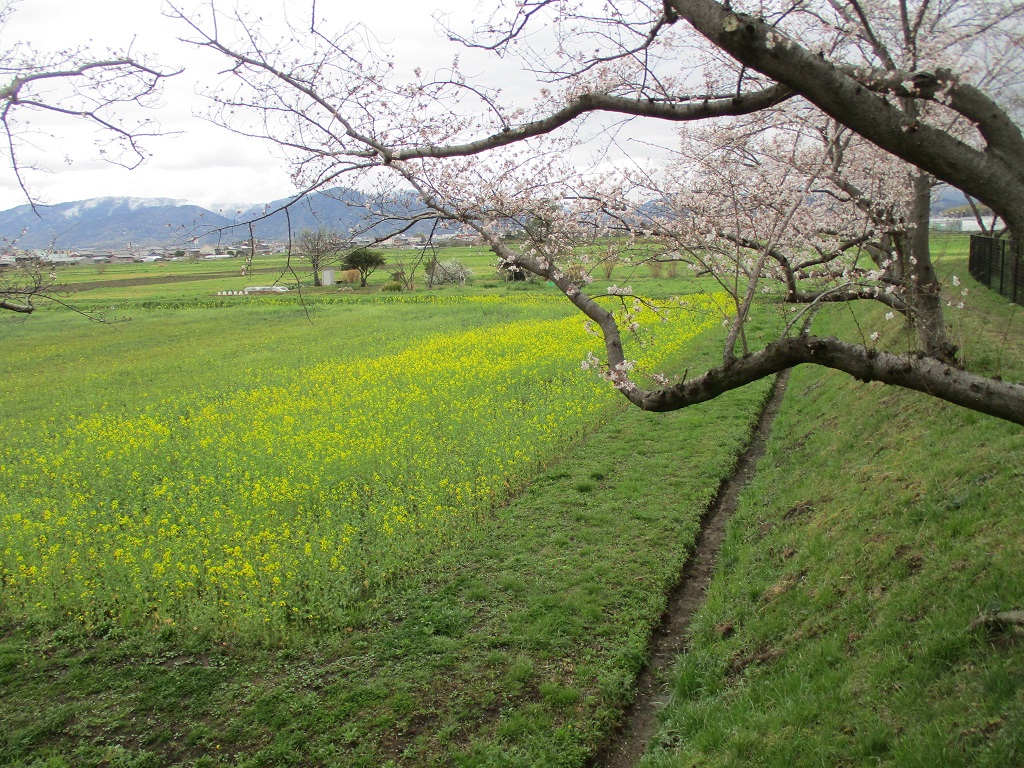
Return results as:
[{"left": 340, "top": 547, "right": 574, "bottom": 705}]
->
[{"left": 0, "top": 0, "right": 527, "bottom": 212}]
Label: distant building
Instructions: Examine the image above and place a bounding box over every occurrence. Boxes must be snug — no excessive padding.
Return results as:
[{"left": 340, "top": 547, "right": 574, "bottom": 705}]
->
[{"left": 931, "top": 217, "right": 988, "bottom": 233}]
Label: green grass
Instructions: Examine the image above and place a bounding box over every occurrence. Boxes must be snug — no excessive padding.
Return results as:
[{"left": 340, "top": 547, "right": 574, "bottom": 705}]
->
[
  {"left": 4, "top": 294, "right": 732, "bottom": 637},
  {"left": 641, "top": 251, "right": 1024, "bottom": 767},
  {"left": 5, "top": 230, "right": 1019, "bottom": 765},
  {"left": 0, "top": 294, "right": 588, "bottom": 406},
  {"left": 0, "top": 330, "right": 769, "bottom": 766},
  {"left": 39, "top": 243, "right": 727, "bottom": 308},
  {"left": 40, "top": 232, "right": 975, "bottom": 308},
  {"left": 0, "top": 288, "right": 768, "bottom": 765}
]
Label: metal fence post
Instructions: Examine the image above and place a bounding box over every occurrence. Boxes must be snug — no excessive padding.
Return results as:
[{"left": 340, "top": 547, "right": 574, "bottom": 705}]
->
[
  {"left": 1014, "top": 241, "right": 1020, "bottom": 304},
  {"left": 998, "top": 239, "right": 1005, "bottom": 296}
]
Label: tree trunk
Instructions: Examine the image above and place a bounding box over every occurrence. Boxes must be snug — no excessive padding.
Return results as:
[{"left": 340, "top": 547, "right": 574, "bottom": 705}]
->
[
  {"left": 670, "top": 0, "right": 1024, "bottom": 243},
  {"left": 904, "top": 172, "right": 953, "bottom": 360}
]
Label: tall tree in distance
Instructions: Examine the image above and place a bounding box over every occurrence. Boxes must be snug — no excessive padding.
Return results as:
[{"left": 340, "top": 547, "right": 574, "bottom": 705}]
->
[
  {"left": 296, "top": 227, "right": 343, "bottom": 287},
  {"left": 342, "top": 247, "right": 386, "bottom": 288}
]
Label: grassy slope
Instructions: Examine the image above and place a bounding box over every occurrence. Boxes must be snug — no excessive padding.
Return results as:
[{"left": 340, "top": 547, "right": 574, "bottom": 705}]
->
[{"left": 643, "top": 244, "right": 1024, "bottom": 767}]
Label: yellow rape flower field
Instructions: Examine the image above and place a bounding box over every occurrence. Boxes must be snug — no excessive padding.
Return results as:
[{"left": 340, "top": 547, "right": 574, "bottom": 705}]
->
[{"left": 0, "top": 294, "right": 728, "bottom": 641}]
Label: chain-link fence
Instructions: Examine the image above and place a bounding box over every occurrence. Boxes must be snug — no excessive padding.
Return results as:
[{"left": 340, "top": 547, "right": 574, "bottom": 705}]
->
[{"left": 969, "top": 235, "right": 1024, "bottom": 306}]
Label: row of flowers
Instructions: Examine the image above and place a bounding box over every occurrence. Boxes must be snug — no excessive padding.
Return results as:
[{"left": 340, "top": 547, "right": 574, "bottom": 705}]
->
[{"left": 0, "top": 294, "right": 727, "bottom": 640}]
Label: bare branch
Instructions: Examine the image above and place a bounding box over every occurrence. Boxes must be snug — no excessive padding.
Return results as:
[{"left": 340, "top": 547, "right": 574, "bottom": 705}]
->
[{"left": 391, "top": 84, "right": 794, "bottom": 161}]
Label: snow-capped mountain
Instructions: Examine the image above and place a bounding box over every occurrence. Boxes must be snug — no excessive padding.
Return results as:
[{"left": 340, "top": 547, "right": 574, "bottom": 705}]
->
[
  {"left": 0, "top": 189, "right": 443, "bottom": 250},
  {"left": 0, "top": 197, "right": 234, "bottom": 250}
]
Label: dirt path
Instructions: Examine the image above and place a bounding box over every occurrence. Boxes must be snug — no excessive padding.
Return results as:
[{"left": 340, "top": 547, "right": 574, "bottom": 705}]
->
[
  {"left": 590, "top": 369, "right": 791, "bottom": 768},
  {"left": 61, "top": 266, "right": 284, "bottom": 292}
]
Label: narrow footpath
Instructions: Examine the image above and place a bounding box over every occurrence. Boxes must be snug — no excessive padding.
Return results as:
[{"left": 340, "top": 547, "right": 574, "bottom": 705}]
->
[{"left": 590, "top": 369, "right": 792, "bottom": 768}]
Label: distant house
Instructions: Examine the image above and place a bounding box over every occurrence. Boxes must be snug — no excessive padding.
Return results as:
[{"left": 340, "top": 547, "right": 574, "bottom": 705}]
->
[
  {"left": 931, "top": 217, "right": 987, "bottom": 233},
  {"left": 45, "top": 255, "right": 78, "bottom": 266}
]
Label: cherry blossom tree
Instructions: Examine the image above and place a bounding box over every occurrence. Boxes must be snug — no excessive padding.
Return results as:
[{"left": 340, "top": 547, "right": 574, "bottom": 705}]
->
[
  {"left": 639, "top": 108, "right": 952, "bottom": 359},
  {"left": 168, "top": 0, "right": 1024, "bottom": 424},
  {"left": 0, "top": 0, "right": 173, "bottom": 314}
]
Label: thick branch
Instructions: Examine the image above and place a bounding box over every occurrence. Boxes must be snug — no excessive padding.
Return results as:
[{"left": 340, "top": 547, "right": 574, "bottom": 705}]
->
[
  {"left": 788, "top": 287, "right": 908, "bottom": 313},
  {"left": 626, "top": 334, "right": 1024, "bottom": 424},
  {"left": 860, "top": 68, "right": 1024, "bottom": 165},
  {"left": 392, "top": 84, "right": 792, "bottom": 161},
  {"left": 670, "top": 0, "right": 1024, "bottom": 240},
  {"left": 0, "top": 297, "right": 33, "bottom": 313}
]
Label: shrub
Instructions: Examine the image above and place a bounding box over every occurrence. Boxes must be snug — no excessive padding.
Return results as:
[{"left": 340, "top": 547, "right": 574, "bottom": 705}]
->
[
  {"left": 498, "top": 262, "right": 527, "bottom": 282},
  {"left": 380, "top": 281, "right": 404, "bottom": 292},
  {"left": 564, "top": 263, "right": 590, "bottom": 284},
  {"left": 429, "top": 259, "right": 474, "bottom": 286},
  {"left": 342, "top": 248, "right": 387, "bottom": 287}
]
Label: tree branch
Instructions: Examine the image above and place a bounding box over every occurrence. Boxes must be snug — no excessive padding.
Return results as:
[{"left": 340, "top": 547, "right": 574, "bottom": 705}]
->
[
  {"left": 0, "top": 297, "right": 32, "bottom": 313},
  {"left": 669, "top": 0, "right": 1024, "bottom": 240},
  {"left": 627, "top": 334, "right": 1024, "bottom": 425},
  {"left": 392, "top": 84, "right": 793, "bottom": 161}
]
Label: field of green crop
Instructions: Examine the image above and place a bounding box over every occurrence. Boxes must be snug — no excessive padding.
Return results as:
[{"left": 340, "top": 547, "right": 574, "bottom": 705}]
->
[
  {"left": 1, "top": 272, "right": 777, "bottom": 766},
  {"left": 0, "top": 291, "right": 729, "bottom": 642},
  {"left": 46, "top": 243, "right": 717, "bottom": 308}
]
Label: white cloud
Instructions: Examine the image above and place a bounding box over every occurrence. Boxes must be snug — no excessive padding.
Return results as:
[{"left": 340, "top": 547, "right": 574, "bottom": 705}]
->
[
  {"left": 0, "top": 0, "right": 495, "bottom": 210},
  {"left": 0, "top": 0, "right": 674, "bottom": 212}
]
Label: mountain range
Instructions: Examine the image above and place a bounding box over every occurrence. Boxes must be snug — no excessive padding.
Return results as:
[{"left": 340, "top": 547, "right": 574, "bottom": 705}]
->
[
  {"left": 0, "top": 185, "right": 973, "bottom": 252},
  {"left": 0, "top": 189, "right": 433, "bottom": 251}
]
